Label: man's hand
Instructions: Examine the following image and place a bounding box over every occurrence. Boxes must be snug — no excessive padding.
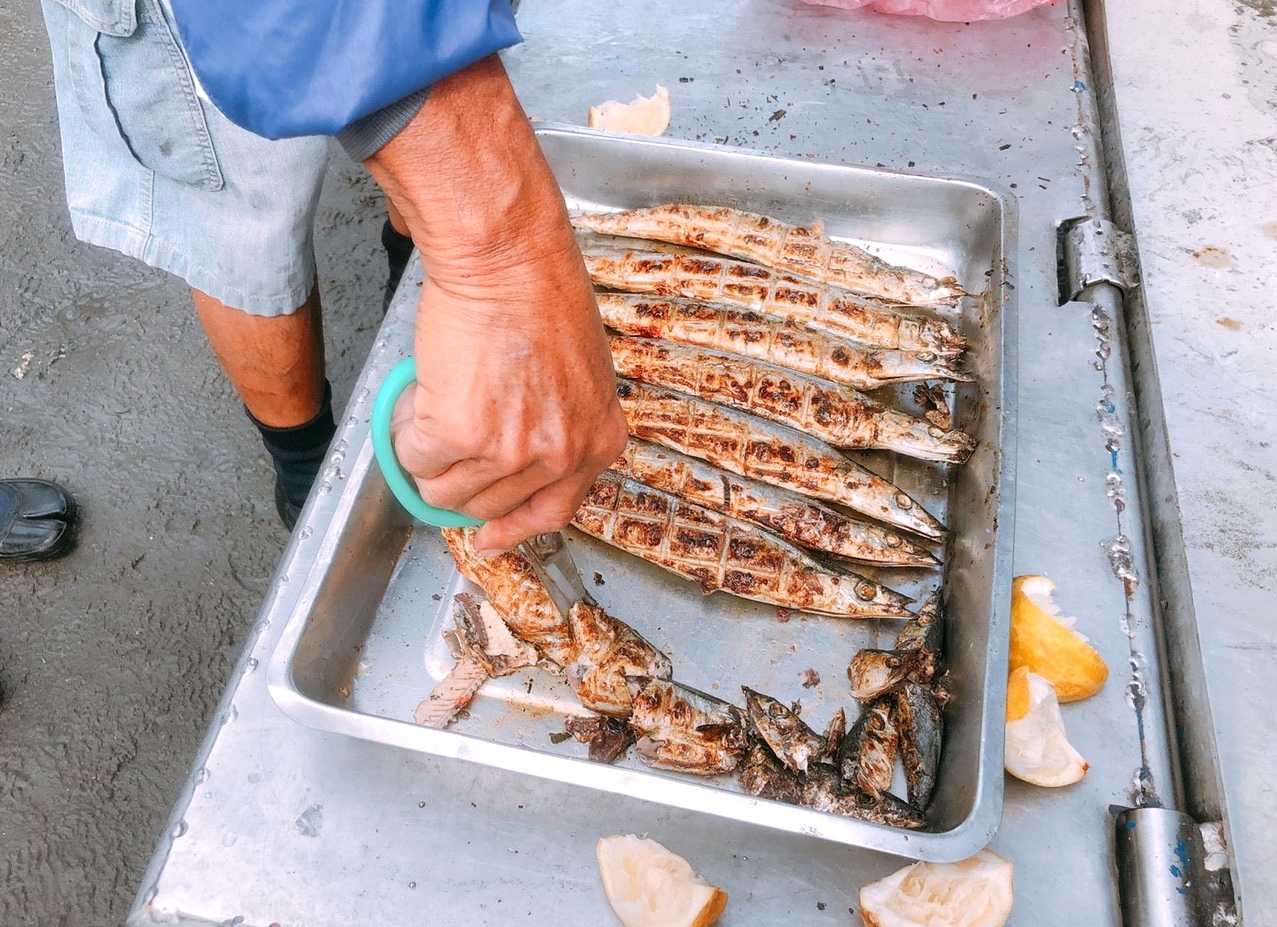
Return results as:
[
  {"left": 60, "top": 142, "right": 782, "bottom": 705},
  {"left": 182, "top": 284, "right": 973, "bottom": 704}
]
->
[{"left": 367, "top": 55, "right": 627, "bottom": 554}]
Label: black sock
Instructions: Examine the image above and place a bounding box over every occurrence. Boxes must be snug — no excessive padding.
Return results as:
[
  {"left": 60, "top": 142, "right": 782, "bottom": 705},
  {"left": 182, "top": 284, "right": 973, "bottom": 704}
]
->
[
  {"left": 381, "top": 219, "right": 414, "bottom": 311},
  {"left": 246, "top": 381, "right": 336, "bottom": 512}
]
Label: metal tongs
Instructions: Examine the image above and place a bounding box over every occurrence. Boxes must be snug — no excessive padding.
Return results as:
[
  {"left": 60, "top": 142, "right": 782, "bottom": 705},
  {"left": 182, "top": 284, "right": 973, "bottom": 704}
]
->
[{"left": 371, "top": 358, "right": 593, "bottom": 618}]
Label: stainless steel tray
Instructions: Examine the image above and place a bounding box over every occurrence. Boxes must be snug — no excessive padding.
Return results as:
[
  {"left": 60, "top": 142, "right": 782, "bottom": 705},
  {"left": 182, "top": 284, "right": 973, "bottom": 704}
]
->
[{"left": 266, "top": 126, "right": 1017, "bottom": 861}]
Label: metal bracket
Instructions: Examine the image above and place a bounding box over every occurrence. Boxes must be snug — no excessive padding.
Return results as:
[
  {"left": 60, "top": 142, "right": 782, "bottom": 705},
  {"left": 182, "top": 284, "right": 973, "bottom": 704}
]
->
[{"left": 1063, "top": 217, "right": 1139, "bottom": 302}]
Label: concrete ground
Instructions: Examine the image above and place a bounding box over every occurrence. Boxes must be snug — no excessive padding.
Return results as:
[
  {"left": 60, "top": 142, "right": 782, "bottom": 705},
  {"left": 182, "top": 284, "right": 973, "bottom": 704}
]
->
[{"left": 0, "top": 3, "right": 389, "bottom": 923}]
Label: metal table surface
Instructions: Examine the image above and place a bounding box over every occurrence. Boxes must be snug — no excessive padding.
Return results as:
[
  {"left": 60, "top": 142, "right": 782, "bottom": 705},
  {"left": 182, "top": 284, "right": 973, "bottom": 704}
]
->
[{"left": 128, "top": 1, "right": 1247, "bottom": 924}]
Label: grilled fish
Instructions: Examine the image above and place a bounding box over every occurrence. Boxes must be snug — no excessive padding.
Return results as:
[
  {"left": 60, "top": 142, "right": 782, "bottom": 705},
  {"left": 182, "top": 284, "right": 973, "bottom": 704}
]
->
[
  {"left": 799, "top": 763, "right": 927, "bottom": 829},
  {"left": 847, "top": 648, "right": 923, "bottom": 702},
  {"left": 573, "top": 204, "right": 963, "bottom": 306},
  {"left": 738, "top": 738, "right": 806, "bottom": 804},
  {"left": 565, "top": 600, "right": 673, "bottom": 716},
  {"left": 610, "top": 335, "right": 976, "bottom": 463},
  {"left": 582, "top": 246, "right": 965, "bottom": 355},
  {"left": 838, "top": 698, "right": 900, "bottom": 799},
  {"left": 626, "top": 676, "right": 748, "bottom": 775},
  {"left": 573, "top": 470, "right": 914, "bottom": 618},
  {"left": 616, "top": 380, "right": 946, "bottom": 540},
  {"left": 441, "top": 527, "right": 574, "bottom": 667},
  {"left": 612, "top": 440, "right": 937, "bottom": 568},
  {"left": 564, "top": 715, "right": 635, "bottom": 764},
  {"left": 894, "top": 596, "right": 945, "bottom": 683},
  {"left": 742, "top": 687, "right": 829, "bottom": 774},
  {"left": 596, "top": 293, "right": 970, "bottom": 390},
  {"left": 893, "top": 681, "right": 944, "bottom": 810}
]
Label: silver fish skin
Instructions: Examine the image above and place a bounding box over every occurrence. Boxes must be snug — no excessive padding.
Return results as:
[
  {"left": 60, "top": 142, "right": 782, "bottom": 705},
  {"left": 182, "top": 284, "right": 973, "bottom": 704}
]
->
[
  {"left": 573, "top": 204, "right": 963, "bottom": 307},
  {"left": 609, "top": 335, "right": 976, "bottom": 463},
  {"left": 626, "top": 676, "right": 747, "bottom": 775},
  {"left": 847, "top": 648, "right": 922, "bottom": 702},
  {"left": 894, "top": 597, "right": 945, "bottom": 683},
  {"left": 893, "top": 681, "right": 944, "bottom": 810},
  {"left": 582, "top": 246, "right": 965, "bottom": 354},
  {"left": 613, "top": 440, "right": 938, "bottom": 568},
  {"left": 738, "top": 739, "right": 806, "bottom": 804},
  {"left": 838, "top": 698, "right": 900, "bottom": 799},
  {"left": 565, "top": 601, "right": 673, "bottom": 717},
  {"left": 742, "top": 687, "right": 828, "bottom": 774},
  {"left": 574, "top": 469, "right": 915, "bottom": 619},
  {"left": 616, "top": 379, "right": 946, "bottom": 541},
  {"left": 799, "top": 763, "right": 927, "bottom": 830},
  {"left": 595, "top": 293, "right": 970, "bottom": 390}
]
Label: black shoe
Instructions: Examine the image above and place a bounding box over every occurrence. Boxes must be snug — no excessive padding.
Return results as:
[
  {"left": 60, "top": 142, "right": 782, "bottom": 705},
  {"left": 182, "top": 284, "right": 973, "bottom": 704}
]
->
[
  {"left": 381, "top": 219, "right": 414, "bottom": 313},
  {"left": 274, "top": 480, "right": 302, "bottom": 532},
  {"left": 0, "top": 479, "right": 77, "bottom": 562}
]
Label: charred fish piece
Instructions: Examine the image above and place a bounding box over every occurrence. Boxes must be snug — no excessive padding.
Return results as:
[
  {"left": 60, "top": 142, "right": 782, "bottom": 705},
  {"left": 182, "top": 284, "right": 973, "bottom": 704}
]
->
[
  {"left": 625, "top": 676, "right": 748, "bottom": 776},
  {"left": 582, "top": 246, "right": 965, "bottom": 354},
  {"left": 893, "top": 681, "right": 944, "bottom": 810},
  {"left": 613, "top": 440, "right": 938, "bottom": 568},
  {"left": 616, "top": 380, "right": 946, "bottom": 541},
  {"left": 574, "top": 204, "right": 963, "bottom": 307},
  {"left": 847, "top": 648, "right": 922, "bottom": 702},
  {"left": 741, "top": 687, "right": 829, "bottom": 774},
  {"left": 894, "top": 597, "right": 945, "bottom": 683},
  {"left": 609, "top": 335, "right": 975, "bottom": 463},
  {"left": 564, "top": 715, "right": 636, "bottom": 764},
  {"left": 837, "top": 698, "right": 900, "bottom": 799},
  {"left": 595, "top": 293, "right": 970, "bottom": 391},
  {"left": 573, "top": 470, "right": 914, "bottom": 618},
  {"left": 565, "top": 601, "right": 673, "bottom": 717},
  {"left": 799, "top": 763, "right": 927, "bottom": 830},
  {"left": 738, "top": 738, "right": 806, "bottom": 804}
]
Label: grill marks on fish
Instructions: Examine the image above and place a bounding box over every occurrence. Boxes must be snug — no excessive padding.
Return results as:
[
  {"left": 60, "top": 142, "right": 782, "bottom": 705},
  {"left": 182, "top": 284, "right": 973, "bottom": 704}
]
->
[
  {"left": 565, "top": 601, "right": 673, "bottom": 716},
  {"left": 573, "top": 204, "right": 963, "bottom": 307},
  {"left": 616, "top": 380, "right": 945, "bottom": 540},
  {"left": 626, "top": 676, "right": 747, "bottom": 775},
  {"left": 582, "top": 246, "right": 965, "bottom": 355},
  {"left": 610, "top": 335, "right": 975, "bottom": 463},
  {"left": 573, "top": 470, "right": 914, "bottom": 618},
  {"left": 596, "top": 293, "right": 969, "bottom": 391}
]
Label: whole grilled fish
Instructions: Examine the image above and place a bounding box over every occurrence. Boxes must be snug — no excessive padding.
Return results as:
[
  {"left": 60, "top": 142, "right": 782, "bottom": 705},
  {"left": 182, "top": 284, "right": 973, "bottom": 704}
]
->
[
  {"left": 612, "top": 440, "right": 938, "bottom": 568},
  {"left": 616, "top": 380, "right": 946, "bottom": 540},
  {"left": 442, "top": 527, "right": 574, "bottom": 666},
  {"left": 596, "top": 293, "right": 970, "bottom": 390},
  {"left": 610, "top": 335, "right": 975, "bottom": 463},
  {"left": 573, "top": 204, "right": 963, "bottom": 307},
  {"left": 582, "top": 246, "right": 965, "bottom": 355},
  {"left": 565, "top": 601, "right": 673, "bottom": 717},
  {"left": 838, "top": 698, "right": 900, "bottom": 799},
  {"left": 893, "top": 681, "right": 944, "bottom": 810},
  {"left": 742, "top": 687, "right": 829, "bottom": 774},
  {"left": 799, "top": 763, "right": 927, "bottom": 829},
  {"left": 626, "top": 676, "right": 748, "bottom": 775},
  {"left": 847, "top": 648, "right": 924, "bottom": 702},
  {"left": 573, "top": 470, "right": 914, "bottom": 619}
]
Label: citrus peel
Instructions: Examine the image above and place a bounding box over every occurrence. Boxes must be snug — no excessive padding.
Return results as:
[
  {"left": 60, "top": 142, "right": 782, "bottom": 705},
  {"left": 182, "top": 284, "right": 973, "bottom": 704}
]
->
[
  {"left": 1008, "top": 574, "right": 1108, "bottom": 702},
  {"left": 1004, "top": 668, "right": 1089, "bottom": 787},
  {"left": 597, "top": 834, "right": 727, "bottom": 927},
  {"left": 859, "top": 849, "right": 1014, "bottom": 927}
]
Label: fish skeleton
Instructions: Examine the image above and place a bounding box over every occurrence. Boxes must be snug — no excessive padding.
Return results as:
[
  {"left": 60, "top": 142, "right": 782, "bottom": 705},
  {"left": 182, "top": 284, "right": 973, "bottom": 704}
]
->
[
  {"left": 596, "top": 293, "right": 970, "bottom": 391},
  {"left": 565, "top": 600, "right": 673, "bottom": 717},
  {"left": 573, "top": 204, "right": 963, "bottom": 307},
  {"left": 626, "top": 676, "right": 747, "bottom": 775},
  {"left": 609, "top": 335, "right": 976, "bottom": 463},
  {"left": 612, "top": 440, "right": 937, "bottom": 568},
  {"left": 573, "top": 470, "right": 914, "bottom": 619},
  {"left": 582, "top": 246, "right": 965, "bottom": 355},
  {"left": 616, "top": 380, "right": 946, "bottom": 540}
]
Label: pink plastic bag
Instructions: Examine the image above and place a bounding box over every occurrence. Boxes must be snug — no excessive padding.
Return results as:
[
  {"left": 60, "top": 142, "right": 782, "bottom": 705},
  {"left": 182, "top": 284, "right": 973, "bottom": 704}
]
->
[{"left": 801, "top": 0, "right": 1058, "bottom": 22}]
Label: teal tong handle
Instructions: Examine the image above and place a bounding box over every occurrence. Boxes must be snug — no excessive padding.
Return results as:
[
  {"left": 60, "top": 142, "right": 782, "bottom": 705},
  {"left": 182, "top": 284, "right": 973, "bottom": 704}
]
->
[{"left": 371, "top": 357, "right": 482, "bottom": 527}]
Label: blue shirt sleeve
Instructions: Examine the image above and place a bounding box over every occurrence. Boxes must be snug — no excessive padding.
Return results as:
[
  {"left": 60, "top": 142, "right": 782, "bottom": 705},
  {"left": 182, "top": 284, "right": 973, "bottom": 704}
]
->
[{"left": 167, "top": 0, "right": 522, "bottom": 140}]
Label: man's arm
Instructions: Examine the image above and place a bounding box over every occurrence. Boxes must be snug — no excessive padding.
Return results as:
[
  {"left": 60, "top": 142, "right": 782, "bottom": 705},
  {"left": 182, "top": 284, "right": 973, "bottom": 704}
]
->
[{"left": 366, "top": 55, "right": 628, "bottom": 554}]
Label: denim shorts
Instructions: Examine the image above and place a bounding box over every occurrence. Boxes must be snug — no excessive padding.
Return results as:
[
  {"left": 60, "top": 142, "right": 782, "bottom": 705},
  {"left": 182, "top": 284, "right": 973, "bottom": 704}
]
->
[{"left": 41, "top": 0, "right": 334, "bottom": 316}]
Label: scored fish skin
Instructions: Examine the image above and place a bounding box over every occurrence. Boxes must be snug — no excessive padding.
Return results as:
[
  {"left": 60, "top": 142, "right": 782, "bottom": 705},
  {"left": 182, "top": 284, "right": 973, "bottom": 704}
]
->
[
  {"left": 741, "top": 687, "right": 829, "bottom": 774},
  {"left": 573, "top": 204, "right": 963, "bottom": 307},
  {"left": 572, "top": 470, "right": 914, "bottom": 619},
  {"left": 596, "top": 293, "right": 970, "bottom": 391},
  {"left": 893, "top": 680, "right": 944, "bottom": 810},
  {"left": 582, "top": 246, "right": 965, "bottom": 355},
  {"left": 625, "top": 675, "right": 748, "bottom": 775},
  {"left": 565, "top": 600, "right": 673, "bottom": 717},
  {"left": 616, "top": 380, "right": 946, "bottom": 541},
  {"left": 609, "top": 335, "right": 976, "bottom": 463},
  {"left": 612, "top": 440, "right": 938, "bottom": 568},
  {"left": 442, "top": 527, "right": 574, "bottom": 667}
]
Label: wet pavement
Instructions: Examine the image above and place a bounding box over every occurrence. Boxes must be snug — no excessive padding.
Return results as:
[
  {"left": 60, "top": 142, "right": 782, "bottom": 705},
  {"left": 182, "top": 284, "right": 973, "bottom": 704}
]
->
[{"left": 0, "top": 2, "right": 389, "bottom": 922}]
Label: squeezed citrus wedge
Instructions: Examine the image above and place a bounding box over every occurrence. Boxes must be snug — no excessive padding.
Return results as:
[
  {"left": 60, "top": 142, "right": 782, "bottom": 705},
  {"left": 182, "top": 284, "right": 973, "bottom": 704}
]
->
[
  {"left": 589, "top": 86, "right": 671, "bottom": 136},
  {"left": 1004, "top": 667, "right": 1090, "bottom": 787},
  {"left": 859, "top": 849, "right": 1014, "bottom": 927},
  {"left": 597, "top": 834, "right": 727, "bottom": 927},
  {"left": 1009, "top": 575, "right": 1108, "bottom": 702}
]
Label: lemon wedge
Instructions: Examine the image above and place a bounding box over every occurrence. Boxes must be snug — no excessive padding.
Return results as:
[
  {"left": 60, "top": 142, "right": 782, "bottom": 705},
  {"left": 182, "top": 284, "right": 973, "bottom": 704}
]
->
[
  {"left": 859, "top": 850, "right": 1014, "bottom": 927},
  {"left": 597, "top": 834, "right": 727, "bottom": 927},
  {"left": 1009, "top": 575, "right": 1108, "bottom": 702},
  {"left": 1004, "top": 667, "right": 1089, "bottom": 787},
  {"left": 589, "top": 86, "right": 671, "bottom": 136}
]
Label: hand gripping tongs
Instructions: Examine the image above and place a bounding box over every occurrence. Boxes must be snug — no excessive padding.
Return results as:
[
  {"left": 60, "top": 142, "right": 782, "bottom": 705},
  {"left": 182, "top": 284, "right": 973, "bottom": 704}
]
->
[{"left": 371, "top": 358, "right": 594, "bottom": 618}]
